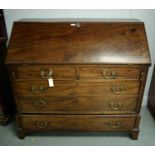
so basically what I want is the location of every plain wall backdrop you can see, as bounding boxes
[3,9,155,106]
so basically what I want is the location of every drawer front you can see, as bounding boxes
[19,115,135,131]
[79,65,140,80]
[10,65,140,80]
[10,65,76,80]
[14,80,140,97]
[17,96,138,114]
[14,80,76,97]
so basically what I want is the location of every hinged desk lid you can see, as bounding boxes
[6,19,151,65]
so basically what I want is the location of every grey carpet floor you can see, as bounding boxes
[0,106,155,146]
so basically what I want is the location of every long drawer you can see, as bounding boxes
[19,114,136,131]
[14,80,140,97]
[16,96,138,114]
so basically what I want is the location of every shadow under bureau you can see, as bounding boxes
[5,19,151,139]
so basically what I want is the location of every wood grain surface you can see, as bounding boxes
[6,21,151,64]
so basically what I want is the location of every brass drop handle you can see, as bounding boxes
[40,70,53,79]
[111,86,125,94]
[33,100,46,108]
[102,70,117,79]
[36,121,48,128]
[109,102,123,110]
[108,121,121,129]
[31,86,45,93]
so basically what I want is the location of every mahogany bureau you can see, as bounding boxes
[5,19,151,139]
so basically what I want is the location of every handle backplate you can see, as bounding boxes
[108,121,121,128]
[31,86,45,93]
[102,70,117,79]
[111,86,125,94]
[36,121,48,128]
[33,100,46,108]
[109,102,123,110]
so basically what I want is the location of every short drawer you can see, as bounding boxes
[19,114,136,131]
[17,96,138,114]
[10,65,76,80]
[79,65,140,80]
[14,80,140,97]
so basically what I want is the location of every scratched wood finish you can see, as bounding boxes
[19,114,135,131]
[6,20,150,64]
[16,95,138,114]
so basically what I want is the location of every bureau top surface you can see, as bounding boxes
[6,19,151,65]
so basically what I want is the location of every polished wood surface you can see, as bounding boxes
[79,65,140,79]
[6,19,150,139]
[9,65,141,80]
[17,95,138,114]
[6,20,151,64]
[9,65,76,80]
[19,114,136,131]
[14,80,140,97]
